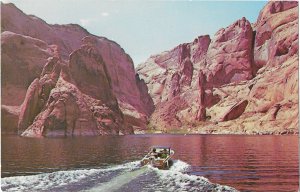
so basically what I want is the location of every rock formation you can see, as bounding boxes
[18,57,61,134]
[1,3,89,59]
[1,1,298,136]
[254,1,298,68]
[195,71,206,121]
[1,3,154,136]
[138,1,298,134]
[1,31,56,106]
[205,17,255,86]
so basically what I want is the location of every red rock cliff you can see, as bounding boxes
[1,3,154,136]
[137,1,298,134]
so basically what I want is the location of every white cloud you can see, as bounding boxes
[79,19,91,27]
[101,12,109,17]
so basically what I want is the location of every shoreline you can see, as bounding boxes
[2,130,298,137]
[135,129,299,136]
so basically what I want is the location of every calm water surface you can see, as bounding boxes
[2,134,299,191]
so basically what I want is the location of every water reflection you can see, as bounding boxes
[2,134,298,191]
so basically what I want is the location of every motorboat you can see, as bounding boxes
[141,146,174,169]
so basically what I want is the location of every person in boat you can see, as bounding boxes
[160,149,168,159]
[150,148,158,158]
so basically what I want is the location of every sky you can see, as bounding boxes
[2,0,267,66]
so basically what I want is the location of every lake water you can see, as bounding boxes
[1,134,299,192]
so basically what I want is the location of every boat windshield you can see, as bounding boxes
[151,146,171,155]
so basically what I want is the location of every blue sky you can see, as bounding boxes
[2,0,267,65]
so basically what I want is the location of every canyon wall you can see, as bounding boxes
[1,3,154,136]
[1,2,298,136]
[137,1,298,134]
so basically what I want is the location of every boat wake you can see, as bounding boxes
[1,160,238,192]
[150,160,237,192]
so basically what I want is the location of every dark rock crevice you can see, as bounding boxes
[251,30,259,76]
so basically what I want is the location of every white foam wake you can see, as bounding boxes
[1,160,238,192]
[1,161,140,192]
[1,169,97,192]
[151,160,238,192]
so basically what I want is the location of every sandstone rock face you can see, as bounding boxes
[1,3,89,59]
[138,17,257,131]
[69,44,115,106]
[220,100,248,122]
[149,96,188,131]
[22,43,131,137]
[138,1,298,134]
[254,1,298,68]
[79,36,154,130]
[1,3,153,136]
[136,75,155,116]
[22,78,126,137]
[2,2,298,135]
[206,54,298,134]
[18,57,61,133]
[1,31,56,106]
[205,17,255,86]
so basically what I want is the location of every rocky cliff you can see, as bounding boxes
[2,2,298,136]
[1,3,154,136]
[137,1,298,134]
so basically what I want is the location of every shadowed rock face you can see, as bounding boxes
[1,3,153,136]
[138,1,298,134]
[79,36,154,125]
[21,42,131,137]
[220,100,248,122]
[1,31,56,106]
[69,45,114,106]
[18,57,62,134]
[195,71,207,121]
